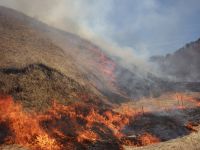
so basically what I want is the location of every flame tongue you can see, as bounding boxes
[0,96,60,150]
[137,133,160,146]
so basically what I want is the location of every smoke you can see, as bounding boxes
[0,0,152,73]
[1,0,200,65]
[0,0,112,43]
[3,0,198,93]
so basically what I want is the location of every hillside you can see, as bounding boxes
[0,6,175,109]
[0,6,108,110]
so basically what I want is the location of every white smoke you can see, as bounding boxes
[0,0,154,74]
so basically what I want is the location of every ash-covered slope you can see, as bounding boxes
[150,38,200,82]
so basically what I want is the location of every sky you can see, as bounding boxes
[1,0,200,57]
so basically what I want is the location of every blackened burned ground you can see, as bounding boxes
[122,107,200,144]
[0,64,99,111]
[125,113,189,141]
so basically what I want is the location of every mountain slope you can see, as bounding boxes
[29,15,173,100]
[0,6,105,110]
[0,6,184,110]
[0,6,158,106]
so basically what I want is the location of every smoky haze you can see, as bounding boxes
[0,0,154,74]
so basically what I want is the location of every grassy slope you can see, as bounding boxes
[0,6,104,110]
[0,6,83,82]
[0,64,97,111]
[0,6,130,105]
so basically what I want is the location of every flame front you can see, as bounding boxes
[0,96,131,149]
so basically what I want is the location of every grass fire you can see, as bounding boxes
[0,95,130,149]
[1,92,200,150]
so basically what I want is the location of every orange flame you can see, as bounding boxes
[138,133,160,146]
[0,96,133,149]
[0,96,60,150]
[4,93,199,149]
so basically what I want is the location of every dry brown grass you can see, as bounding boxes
[0,6,105,110]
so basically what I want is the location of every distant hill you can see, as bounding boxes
[150,38,200,82]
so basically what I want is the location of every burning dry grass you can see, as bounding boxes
[0,96,60,150]
[1,92,200,149]
[0,95,131,149]
[38,100,131,149]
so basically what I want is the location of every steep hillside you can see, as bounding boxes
[0,6,105,110]
[150,38,200,82]
[0,6,172,107]
[29,16,173,100]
